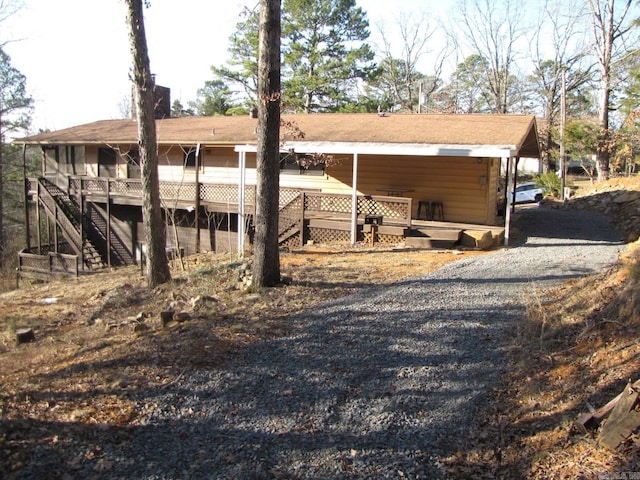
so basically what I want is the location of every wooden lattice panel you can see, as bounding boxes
[112,180,142,196]
[363,232,403,244]
[159,182,198,202]
[308,227,350,244]
[83,178,109,194]
[279,232,301,249]
[358,197,409,223]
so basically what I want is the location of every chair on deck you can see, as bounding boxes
[431,201,444,221]
[417,200,430,220]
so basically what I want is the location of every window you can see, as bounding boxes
[126,148,140,179]
[279,153,325,176]
[98,147,117,177]
[182,146,201,170]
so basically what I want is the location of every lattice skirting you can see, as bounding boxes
[280,231,301,249]
[363,232,404,244]
[308,227,351,244]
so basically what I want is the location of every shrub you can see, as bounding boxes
[534,172,562,198]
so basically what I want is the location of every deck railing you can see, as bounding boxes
[32,175,412,227]
[18,248,79,280]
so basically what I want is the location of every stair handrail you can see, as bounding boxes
[37,179,83,254]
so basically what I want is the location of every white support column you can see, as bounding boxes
[350,152,359,245]
[237,150,246,257]
[504,156,515,246]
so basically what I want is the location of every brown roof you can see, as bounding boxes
[15,113,540,157]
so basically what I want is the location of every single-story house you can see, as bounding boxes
[14,112,540,277]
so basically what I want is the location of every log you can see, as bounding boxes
[574,379,640,433]
[15,328,35,344]
[598,382,640,450]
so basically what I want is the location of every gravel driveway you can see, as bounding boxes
[22,207,624,479]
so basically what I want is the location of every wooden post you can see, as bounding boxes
[195,143,201,254]
[23,146,31,251]
[106,179,111,268]
[300,192,306,248]
[36,182,41,255]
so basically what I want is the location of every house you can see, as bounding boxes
[14,112,540,278]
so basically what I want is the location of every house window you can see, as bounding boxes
[182,147,201,170]
[126,148,140,179]
[280,153,325,176]
[98,147,118,177]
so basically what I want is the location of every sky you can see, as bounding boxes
[2,0,449,134]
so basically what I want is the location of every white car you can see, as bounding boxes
[512,182,544,204]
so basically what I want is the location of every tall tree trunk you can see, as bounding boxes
[253,0,281,289]
[588,0,634,181]
[0,117,4,269]
[125,0,170,288]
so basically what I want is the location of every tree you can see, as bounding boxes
[456,0,525,113]
[252,0,282,289]
[124,0,171,288]
[282,0,376,112]
[210,7,260,102]
[527,1,595,172]
[587,0,635,180]
[437,54,493,113]
[0,46,32,267]
[375,13,446,113]
[193,79,236,116]
[207,0,375,113]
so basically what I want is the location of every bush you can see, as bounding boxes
[534,172,562,198]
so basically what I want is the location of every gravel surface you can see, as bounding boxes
[19,207,624,479]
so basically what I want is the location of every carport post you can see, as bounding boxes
[350,152,359,245]
[504,155,516,246]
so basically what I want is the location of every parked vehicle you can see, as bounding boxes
[511,182,544,204]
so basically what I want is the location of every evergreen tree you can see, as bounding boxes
[207,0,376,112]
[0,46,33,268]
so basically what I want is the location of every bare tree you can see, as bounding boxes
[529,0,594,172]
[124,0,171,288]
[456,0,525,113]
[587,0,634,181]
[252,0,281,289]
[377,13,437,112]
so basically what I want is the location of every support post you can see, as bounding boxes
[350,152,359,245]
[237,150,246,256]
[504,156,516,246]
[195,143,201,253]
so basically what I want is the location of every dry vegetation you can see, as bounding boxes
[1,177,640,478]
[0,245,480,475]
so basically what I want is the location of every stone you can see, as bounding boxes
[160,310,174,327]
[461,230,494,250]
[173,312,190,323]
[15,328,35,344]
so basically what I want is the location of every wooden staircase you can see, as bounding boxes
[278,193,303,247]
[37,178,105,270]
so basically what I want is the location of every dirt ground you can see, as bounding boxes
[0,244,485,476]
[1,177,640,478]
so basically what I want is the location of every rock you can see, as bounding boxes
[461,230,493,250]
[133,323,149,333]
[15,328,35,344]
[190,295,218,309]
[160,310,174,327]
[613,191,640,204]
[173,312,190,323]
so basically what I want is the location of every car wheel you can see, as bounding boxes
[534,193,543,202]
